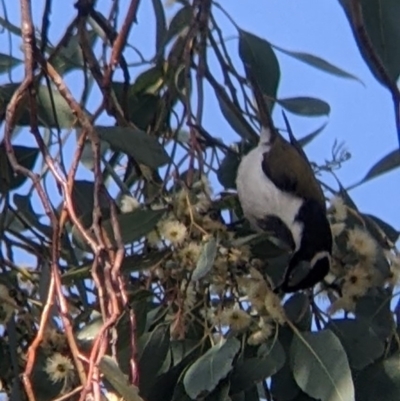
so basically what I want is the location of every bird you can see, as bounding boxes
[235,80,332,293]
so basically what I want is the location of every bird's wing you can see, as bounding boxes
[262,137,326,209]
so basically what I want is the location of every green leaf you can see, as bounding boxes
[290,329,355,401]
[35,85,76,128]
[338,0,400,83]
[0,84,76,128]
[284,293,312,331]
[238,29,280,99]
[363,214,399,244]
[361,213,396,249]
[104,209,165,245]
[151,0,167,54]
[326,319,384,370]
[77,133,110,171]
[217,152,241,189]
[230,339,285,394]
[278,97,330,116]
[96,126,170,169]
[356,149,400,187]
[12,194,52,238]
[0,53,21,73]
[165,5,192,45]
[355,288,394,342]
[273,45,362,83]
[76,313,103,345]
[131,93,161,129]
[170,339,200,367]
[71,180,97,219]
[131,66,164,95]
[62,250,170,283]
[215,89,257,142]
[271,360,301,401]
[121,249,171,273]
[183,337,240,399]
[0,144,39,192]
[191,237,218,281]
[138,324,170,397]
[298,122,328,147]
[355,353,400,401]
[51,30,97,74]
[0,16,23,36]
[99,356,143,401]
[337,181,358,211]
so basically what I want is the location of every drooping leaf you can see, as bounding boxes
[338,0,400,83]
[271,359,301,401]
[12,194,52,238]
[355,353,400,401]
[298,122,328,147]
[138,324,170,398]
[71,180,95,219]
[326,319,385,370]
[0,16,22,37]
[273,45,362,84]
[121,249,171,273]
[170,340,201,368]
[131,66,164,95]
[0,144,39,192]
[130,93,161,129]
[151,0,167,54]
[363,214,399,244]
[290,329,355,401]
[96,126,170,169]
[76,313,104,347]
[183,337,240,399]
[0,53,21,73]
[238,29,280,100]
[103,208,165,245]
[215,89,257,142]
[51,30,97,74]
[337,181,358,211]
[355,288,394,342]
[99,356,143,401]
[164,5,192,46]
[0,84,76,128]
[217,151,241,189]
[61,250,171,283]
[284,293,312,331]
[361,213,396,249]
[165,36,186,94]
[230,339,285,394]
[77,132,110,171]
[191,237,218,281]
[36,84,76,127]
[356,149,400,187]
[278,97,330,116]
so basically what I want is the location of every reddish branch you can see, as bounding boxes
[4,1,87,399]
[103,0,141,88]
[4,1,143,399]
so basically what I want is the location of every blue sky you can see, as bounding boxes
[2,0,399,233]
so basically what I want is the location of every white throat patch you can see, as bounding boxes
[236,140,304,251]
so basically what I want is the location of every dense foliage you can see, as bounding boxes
[1,1,400,401]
